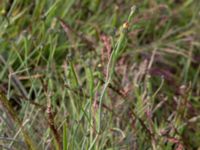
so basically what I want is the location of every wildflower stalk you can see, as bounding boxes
[98,5,136,133]
[89,6,135,150]
[89,6,135,144]
[89,6,136,150]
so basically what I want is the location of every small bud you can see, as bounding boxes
[114,5,119,11]
[1,9,6,15]
[123,22,129,29]
[98,63,102,68]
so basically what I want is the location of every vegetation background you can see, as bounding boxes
[0,0,200,149]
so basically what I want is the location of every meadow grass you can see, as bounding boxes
[0,0,200,150]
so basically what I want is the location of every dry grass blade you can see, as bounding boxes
[58,17,96,50]
[0,90,37,150]
[58,17,76,47]
[0,55,28,99]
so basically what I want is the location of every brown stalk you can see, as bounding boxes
[46,92,62,150]
[130,109,157,148]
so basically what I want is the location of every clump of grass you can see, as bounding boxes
[0,0,200,150]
